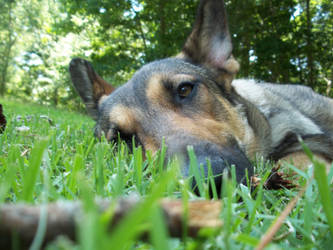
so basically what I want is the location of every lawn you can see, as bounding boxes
[0,98,332,249]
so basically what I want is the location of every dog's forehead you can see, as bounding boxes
[101,58,213,109]
[134,58,210,78]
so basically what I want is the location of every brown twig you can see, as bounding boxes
[0,199,222,249]
[256,182,308,250]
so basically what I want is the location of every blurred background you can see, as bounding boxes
[0,0,332,111]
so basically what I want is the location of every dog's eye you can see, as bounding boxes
[177,82,194,99]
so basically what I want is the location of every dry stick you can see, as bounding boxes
[0,199,222,249]
[256,183,308,250]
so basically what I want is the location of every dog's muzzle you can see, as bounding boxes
[166,136,253,195]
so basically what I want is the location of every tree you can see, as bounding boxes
[57,0,197,85]
[0,0,17,96]
[0,0,332,105]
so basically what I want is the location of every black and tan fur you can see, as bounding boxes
[69,0,333,189]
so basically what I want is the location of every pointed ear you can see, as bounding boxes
[69,58,115,120]
[180,0,239,79]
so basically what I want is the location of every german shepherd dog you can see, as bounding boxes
[69,0,333,190]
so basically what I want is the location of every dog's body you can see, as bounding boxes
[232,79,333,164]
[69,0,333,189]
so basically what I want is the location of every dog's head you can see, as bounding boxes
[69,0,259,189]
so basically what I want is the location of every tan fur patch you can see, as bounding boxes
[175,52,186,59]
[215,73,235,92]
[145,74,169,108]
[165,110,243,147]
[223,56,240,74]
[140,134,159,153]
[205,95,259,158]
[109,105,138,134]
[109,105,159,155]
[98,95,108,106]
[237,117,259,159]
[171,74,197,83]
[279,152,332,172]
[215,96,244,138]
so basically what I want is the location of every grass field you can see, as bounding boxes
[0,98,332,249]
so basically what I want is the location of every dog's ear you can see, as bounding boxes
[180,0,239,87]
[69,58,115,120]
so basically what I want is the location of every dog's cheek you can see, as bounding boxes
[139,133,160,154]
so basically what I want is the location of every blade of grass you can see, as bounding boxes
[207,159,218,200]
[221,170,234,248]
[84,137,95,157]
[21,138,49,202]
[150,206,170,250]
[301,140,333,238]
[30,193,48,250]
[256,181,308,250]
[68,153,84,194]
[303,179,314,244]
[0,144,20,203]
[0,160,17,203]
[133,139,143,193]
[236,234,259,247]
[158,139,167,174]
[187,146,205,197]
[77,175,101,250]
[95,143,105,196]
[106,166,177,248]
[313,159,333,238]
[245,170,271,233]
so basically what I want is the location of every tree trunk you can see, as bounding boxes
[0,39,16,96]
[0,1,16,96]
[158,0,167,58]
[53,87,59,106]
[242,36,250,77]
[306,0,314,87]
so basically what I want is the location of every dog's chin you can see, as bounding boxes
[180,141,253,196]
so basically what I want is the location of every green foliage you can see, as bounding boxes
[0,0,20,96]
[302,142,333,238]
[0,0,331,105]
[228,0,333,92]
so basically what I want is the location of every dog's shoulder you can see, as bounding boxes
[232,79,333,121]
[232,79,333,150]
[232,78,318,106]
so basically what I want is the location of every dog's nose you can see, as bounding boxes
[182,141,253,196]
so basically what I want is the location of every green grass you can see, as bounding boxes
[0,98,333,249]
